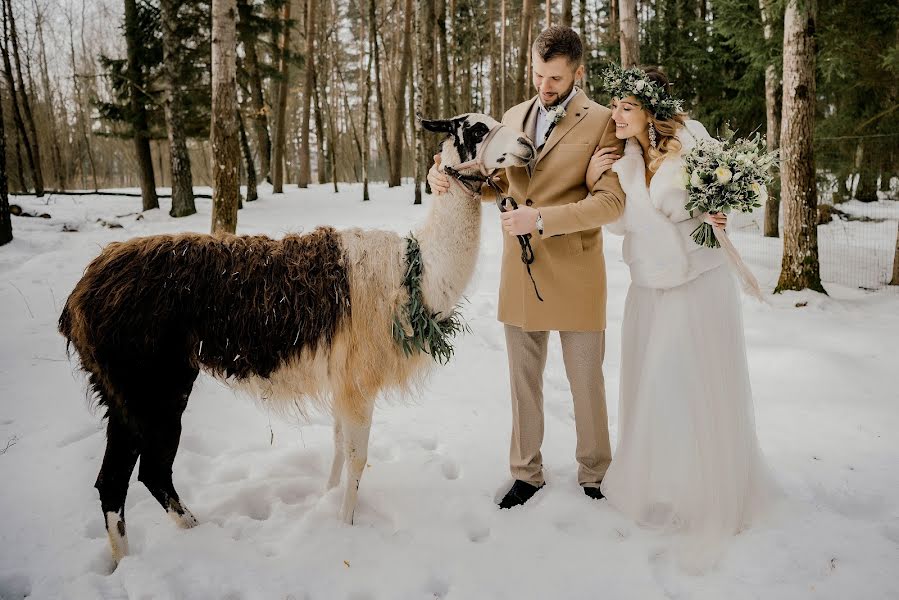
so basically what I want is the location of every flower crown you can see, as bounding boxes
[600,64,684,121]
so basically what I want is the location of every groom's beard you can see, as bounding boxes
[542,81,576,107]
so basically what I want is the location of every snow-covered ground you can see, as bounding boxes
[1,184,897,599]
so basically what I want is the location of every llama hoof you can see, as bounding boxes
[168,506,199,529]
[105,511,129,563]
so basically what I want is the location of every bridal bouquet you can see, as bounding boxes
[680,131,778,248]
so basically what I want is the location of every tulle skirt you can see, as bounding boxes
[601,265,779,571]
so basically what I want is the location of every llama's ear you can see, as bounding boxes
[420,117,455,134]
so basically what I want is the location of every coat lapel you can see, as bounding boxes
[535,89,590,165]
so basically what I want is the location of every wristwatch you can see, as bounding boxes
[535,211,544,235]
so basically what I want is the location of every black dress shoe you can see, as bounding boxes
[498,480,544,509]
[583,485,604,500]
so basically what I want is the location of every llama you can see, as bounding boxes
[58,113,536,563]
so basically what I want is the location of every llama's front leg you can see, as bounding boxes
[326,419,344,490]
[339,412,373,525]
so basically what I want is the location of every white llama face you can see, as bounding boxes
[421,114,535,173]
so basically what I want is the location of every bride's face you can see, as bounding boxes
[611,96,650,140]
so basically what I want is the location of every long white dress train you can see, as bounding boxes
[600,121,779,570]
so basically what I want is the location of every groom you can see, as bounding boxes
[428,26,624,507]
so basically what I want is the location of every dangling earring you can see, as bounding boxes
[648,122,658,149]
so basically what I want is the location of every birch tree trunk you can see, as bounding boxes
[211,0,240,234]
[775,0,824,293]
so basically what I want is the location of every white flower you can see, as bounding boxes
[690,170,704,188]
[751,182,768,202]
[715,166,733,184]
[677,167,690,189]
[635,80,646,92]
[551,107,567,125]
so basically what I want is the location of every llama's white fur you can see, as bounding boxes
[230,114,535,525]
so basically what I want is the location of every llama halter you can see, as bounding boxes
[442,122,544,302]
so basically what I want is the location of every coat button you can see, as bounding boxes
[525,199,533,206]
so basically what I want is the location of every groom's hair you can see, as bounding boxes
[533,26,583,66]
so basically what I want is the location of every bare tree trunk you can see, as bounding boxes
[436,0,452,115]
[388,0,413,187]
[562,0,573,27]
[123,0,159,210]
[4,0,43,197]
[298,0,316,188]
[211,0,240,233]
[854,141,879,202]
[360,5,373,202]
[417,0,436,193]
[312,66,327,184]
[776,0,824,294]
[67,11,97,190]
[890,221,899,285]
[619,0,639,67]
[500,0,506,110]
[545,0,551,26]
[413,0,425,204]
[272,1,292,193]
[488,0,500,117]
[515,0,534,103]
[238,108,258,201]
[760,0,780,237]
[34,1,65,190]
[369,0,392,180]
[12,127,26,192]
[237,0,272,183]
[160,0,196,217]
[2,9,36,194]
[579,0,587,63]
[0,91,11,245]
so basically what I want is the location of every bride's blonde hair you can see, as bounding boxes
[642,68,688,172]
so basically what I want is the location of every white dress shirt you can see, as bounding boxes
[534,86,579,147]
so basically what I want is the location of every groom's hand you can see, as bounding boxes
[501,204,540,236]
[427,154,450,195]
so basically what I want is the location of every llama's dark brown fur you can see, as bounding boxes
[58,226,351,557]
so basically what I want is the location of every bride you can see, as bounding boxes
[588,65,779,570]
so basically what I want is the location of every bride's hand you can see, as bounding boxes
[586,146,620,189]
[702,211,728,229]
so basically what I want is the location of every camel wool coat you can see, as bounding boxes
[483,89,625,331]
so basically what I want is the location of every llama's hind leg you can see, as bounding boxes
[338,404,374,525]
[137,389,198,529]
[95,414,140,563]
[326,419,344,490]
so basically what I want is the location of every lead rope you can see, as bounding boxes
[486,177,543,302]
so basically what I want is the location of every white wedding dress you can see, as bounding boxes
[600,121,779,570]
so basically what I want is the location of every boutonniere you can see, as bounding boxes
[548,106,567,125]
